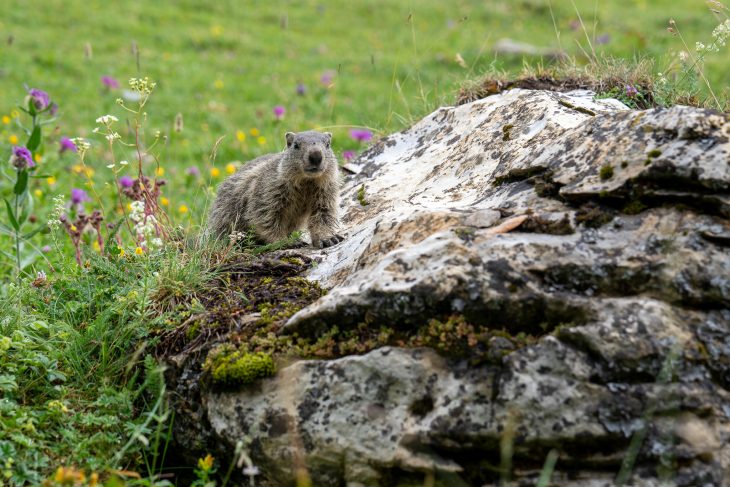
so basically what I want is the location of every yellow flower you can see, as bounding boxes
[46,176,57,185]
[211,25,223,37]
[1,116,9,124]
[156,167,165,176]
[236,130,246,142]
[225,163,236,174]
[257,136,266,145]
[72,164,84,174]
[70,225,77,232]
[135,247,144,255]
[198,454,214,472]
[161,196,169,206]
[84,167,95,177]
[119,248,125,257]
[33,189,42,198]
[250,128,260,137]
[178,204,189,214]
[211,167,221,177]
[214,79,224,90]
[89,472,99,487]
[93,241,101,252]
[34,153,42,163]
[10,110,19,118]
[127,203,132,211]
[8,135,18,145]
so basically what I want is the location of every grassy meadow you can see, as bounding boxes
[0,0,728,484]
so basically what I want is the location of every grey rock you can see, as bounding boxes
[167,89,730,486]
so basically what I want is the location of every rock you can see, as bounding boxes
[166,89,730,486]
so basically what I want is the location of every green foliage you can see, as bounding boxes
[599,164,614,180]
[204,346,275,386]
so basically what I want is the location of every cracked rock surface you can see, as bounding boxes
[167,89,730,486]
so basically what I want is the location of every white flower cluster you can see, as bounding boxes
[129,77,157,95]
[129,200,163,250]
[71,137,91,158]
[47,195,66,230]
[95,114,119,125]
[229,231,246,243]
[696,19,730,53]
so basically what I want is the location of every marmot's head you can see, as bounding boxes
[284,131,336,179]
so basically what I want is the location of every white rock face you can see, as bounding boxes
[168,89,730,486]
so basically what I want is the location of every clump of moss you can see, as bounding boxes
[204,346,275,386]
[620,161,628,168]
[502,124,514,141]
[647,149,662,158]
[357,184,369,206]
[599,164,614,180]
[622,200,647,215]
[575,203,614,228]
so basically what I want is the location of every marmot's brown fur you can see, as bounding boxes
[208,130,343,247]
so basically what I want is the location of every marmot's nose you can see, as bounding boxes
[308,151,323,166]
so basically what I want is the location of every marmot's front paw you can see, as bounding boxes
[318,234,344,248]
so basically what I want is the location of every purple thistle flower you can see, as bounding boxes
[186,166,201,177]
[625,85,639,98]
[10,146,34,169]
[59,137,77,153]
[71,188,91,206]
[119,176,134,188]
[320,70,335,87]
[273,105,286,120]
[27,88,50,111]
[296,83,306,96]
[101,76,120,89]
[343,150,355,161]
[349,129,373,143]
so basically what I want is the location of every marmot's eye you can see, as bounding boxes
[294,143,300,150]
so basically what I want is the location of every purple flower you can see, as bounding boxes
[296,83,306,96]
[349,129,372,143]
[71,188,91,206]
[273,105,286,120]
[27,88,50,111]
[119,176,134,188]
[625,85,639,98]
[10,146,34,170]
[60,137,77,153]
[320,70,335,87]
[186,166,200,177]
[49,103,59,116]
[343,150,355,161]
[101,76,120,89]
[41,245,52,253]
[596,34,611,45]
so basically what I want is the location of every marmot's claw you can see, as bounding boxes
[290,239,308,248]
[319,234,344,248]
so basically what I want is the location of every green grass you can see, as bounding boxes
[0,0,729,484]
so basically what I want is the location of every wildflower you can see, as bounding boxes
[135,246,144,255]
[596,34,611,45]
[9,146,34,170]
[187,166,201,177]
[211,25,223,36]
[34,153,42,163]
[320,70,335,87]
[273,105,286,120]
[214,79,224,90]
[257,136,266,145]
[105,132,121,142]
[59,137,77,153]
[250,128,260,137]
[42,245,51,253]
[178,204,189,214]
[71,188,91,207]
[343,150,355,161]
[236,130,246,142]
[226,163,236,174]
[96,114,119,125]
[210,167,221,177]
[70,137,91,157]
[101,75,120,89]
[156,167,165,176]
[1,115,9,124]
[34,189,42,197]
[120,160,129,165]
[625,85,639,98]
[349,129,373,143]
[129,77,156,95]
[47,176,57,185]
[47,400,69,413]
[198,454,214,472]
[8,134,18,144]
[27,88,50,111]
[119,248,125,257]
[161,196,169,206]
[296,82,306,95]
[119,176,134,188]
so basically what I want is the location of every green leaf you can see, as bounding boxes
[18,192,33,226]
[27,125,41,152]
[22,224,48,240]
[4,199,19,231]
[14,170,28,195]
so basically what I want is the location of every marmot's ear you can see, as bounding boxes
[323,132,332,143]
[285,132,295,147]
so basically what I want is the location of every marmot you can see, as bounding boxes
[208,130,343,248]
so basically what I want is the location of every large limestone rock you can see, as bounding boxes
[167,89,730,486]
